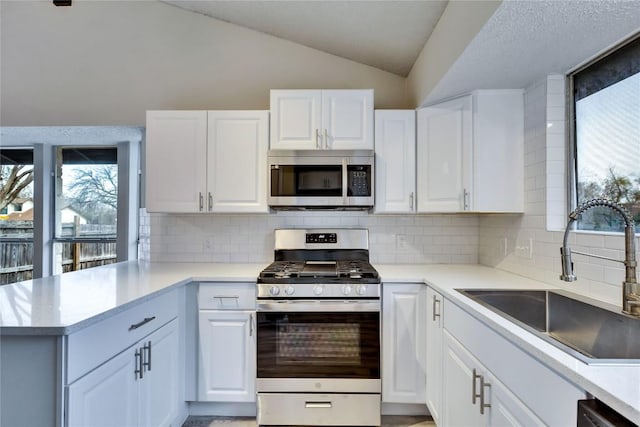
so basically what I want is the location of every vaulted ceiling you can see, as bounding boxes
[160,0,448,77]
[161,0,640,105]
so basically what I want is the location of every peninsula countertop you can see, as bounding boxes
[0,261,638,422]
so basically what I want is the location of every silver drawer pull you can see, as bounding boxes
[213,295,240,299]
[129,316,156,331]
[305,401,332,409]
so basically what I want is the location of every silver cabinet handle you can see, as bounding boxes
[463,188,470,211]
[142,341,152,372]
[208,192,213,212]
[432,295,441,321]
[129,316,156,331]
[199,192,204,212]
[409,192,414,210]
[305,401,332,409]
[324,129,329,149]
[472,368,481,405]
[480,376,491,415]
[316,128,321,149]
[213,295,239,299]
[249,313,254,336]
[135,348,143,380]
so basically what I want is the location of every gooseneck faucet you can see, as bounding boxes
[560,198,639,316]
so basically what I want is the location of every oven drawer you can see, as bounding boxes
[257,392,381,426]
[198,282,255,310]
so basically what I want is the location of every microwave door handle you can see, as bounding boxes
[342,158,348,203]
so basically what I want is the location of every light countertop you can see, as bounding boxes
[0,261,638,422]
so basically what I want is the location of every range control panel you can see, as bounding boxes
[306,233,337,244]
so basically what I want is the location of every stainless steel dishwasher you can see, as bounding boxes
[577,399,637,427]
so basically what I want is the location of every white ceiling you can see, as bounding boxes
[160,0,448,77]
[426,0,640,104]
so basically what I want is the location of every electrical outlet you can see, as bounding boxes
[515,238,533,259]
[396,234,407,250]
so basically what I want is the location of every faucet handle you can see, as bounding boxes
[560,246,577,282]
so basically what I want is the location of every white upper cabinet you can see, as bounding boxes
[417,90,524,213]
[207,111,269,213]
[270,89,374,150]
[146,110,269,213]
[146,110,208,213]
[374,110,416,213]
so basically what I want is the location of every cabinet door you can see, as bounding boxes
[416,96,472,212]
[270,90,322,150]
[374,110,416,213]
[139,319,180,427]
[382,284,426,403]
[145,111,207,212]
[442,330,486,427]
[198,310,256,402]
[425,287,443,424]
[486,370,545,427]
[472,90,524,212]
[207,111,269,212]
[66,346,139,427]
[322,90,374,150]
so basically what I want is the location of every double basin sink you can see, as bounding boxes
[457,289,640,364]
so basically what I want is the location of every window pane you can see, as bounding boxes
[54,147,117,274]
[1,149,34,284]
[573,38,640,232]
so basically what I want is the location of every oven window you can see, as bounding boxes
[271,165,342,197]
[257,312,380,379]
[277,322,360,365]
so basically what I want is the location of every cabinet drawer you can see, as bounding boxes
[66,289,179,384]
[444,299,585,426]
[198,282,255,310]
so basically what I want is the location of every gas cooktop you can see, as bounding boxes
[258,260,380,284]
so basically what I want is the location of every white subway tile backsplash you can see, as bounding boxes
[479,75,630,308]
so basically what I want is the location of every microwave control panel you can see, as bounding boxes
[348,165,371,197]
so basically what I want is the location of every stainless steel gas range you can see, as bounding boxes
[256,228,381,426]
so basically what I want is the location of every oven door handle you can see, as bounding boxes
[256,300,380,312]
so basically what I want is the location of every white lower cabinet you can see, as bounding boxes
[442,329,543,426]
[67,318,180,427]
[425,287,443,424]
[198,283,256,402]
[382,283,426,404]
[439,297,586,426]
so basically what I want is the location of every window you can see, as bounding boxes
[0,126,142,285]
[0,149,35,285]
[570,34,640,232]
[53,147,118,275]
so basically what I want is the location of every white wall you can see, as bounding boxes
[478,76,640,307]
[139,210,479,266]
[0,1,408,126]
[406,0,500,108]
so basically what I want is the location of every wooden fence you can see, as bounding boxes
[1,221,117,285]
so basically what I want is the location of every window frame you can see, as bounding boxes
[1,127,142,280]
[567,32,640,231]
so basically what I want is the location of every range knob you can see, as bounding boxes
[341,285,353,296]
[284,285,295,296]
[313,285,325,296]
[269,286,281,297]
[356,284,368,296]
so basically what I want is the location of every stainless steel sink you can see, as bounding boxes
[457,289,640,364]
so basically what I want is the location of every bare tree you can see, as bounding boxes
[66,166,117,222]
[0,165,34,212]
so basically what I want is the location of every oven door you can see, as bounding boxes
[256,300,380,393]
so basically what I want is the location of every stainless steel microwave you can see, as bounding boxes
[268,150,374,209]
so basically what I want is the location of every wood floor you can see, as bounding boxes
[182,415,435,427]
